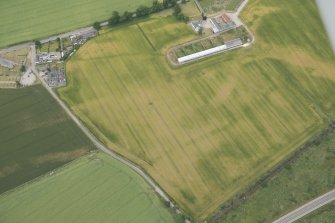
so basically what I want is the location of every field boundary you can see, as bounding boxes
[0,151,176,223]
[208,124,335,223]
[0,152,96,199]
[136,24,157,51]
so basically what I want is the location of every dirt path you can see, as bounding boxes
[20,67,36,86]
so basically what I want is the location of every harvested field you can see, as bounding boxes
[0,85,93,194]
[0,152,174,223]
[59,0,335,220]
[0,0,152,48]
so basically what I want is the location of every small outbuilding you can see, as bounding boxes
[209,13,236,33]
[191,21,202,33]
[0,58,16,69]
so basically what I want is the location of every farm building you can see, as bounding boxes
[191,20,202,33]
[177,38,243,63]
[210,13,236,33]
[36,52,61,64]
[0,58,16,69]
[225,38,243,48]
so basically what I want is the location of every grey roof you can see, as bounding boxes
[191,21,202,27]
[225,38,243,48]
[0,58,16,69]
[210,18,236,32]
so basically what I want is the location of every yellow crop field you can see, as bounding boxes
[58,0,335,220]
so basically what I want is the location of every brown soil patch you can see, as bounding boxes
[32,149,88,165]
[0,163,20,178]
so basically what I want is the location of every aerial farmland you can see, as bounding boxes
[1,0,335,222]
[58,0,335,220]
[0,152,174,223]
[0,85,93,194]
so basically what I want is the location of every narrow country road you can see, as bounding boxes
[30,46,172,206]
[273,188,335,223]
[0,43,32,55]
[0,27,93,54]
[0,21,107,53]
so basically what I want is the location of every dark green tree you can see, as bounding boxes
[56,37,61,51]
[152,0,164,12]
[109,11,120,25]
[121,11,133,22]
[173,4,181,16]
[136,5,151,17]
[20,65,26,72]
[93,22,101,31]
[34,40,42,50]
[162,0,169,8]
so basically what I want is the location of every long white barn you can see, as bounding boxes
[177,39,243,63]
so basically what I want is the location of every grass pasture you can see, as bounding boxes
[199,0,244,13]
[0,152,174,223]
[58,0,335,220]
[0,0,152,48]
[220,130,335,223]
[0,85,93,194]
[181,1,201,18]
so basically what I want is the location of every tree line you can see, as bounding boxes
[93,0,189,30]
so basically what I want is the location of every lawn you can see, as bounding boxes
[220,130,335,223]
[0,85,94,194]
[0,0,152,48]
[0,152,174,223]
[58,0,335,220]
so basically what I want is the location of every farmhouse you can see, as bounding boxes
[210,13,236,33]
[0,58,16,69]
[36,52,61,64]
[191,20,202,33]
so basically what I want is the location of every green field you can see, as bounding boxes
[0,0,152,48]
[58,0,335,220]
[297,201,335,223]
[0,152,174,223]
[199,0,243,13]
[0,85,93,194]
[219,129,335,222]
